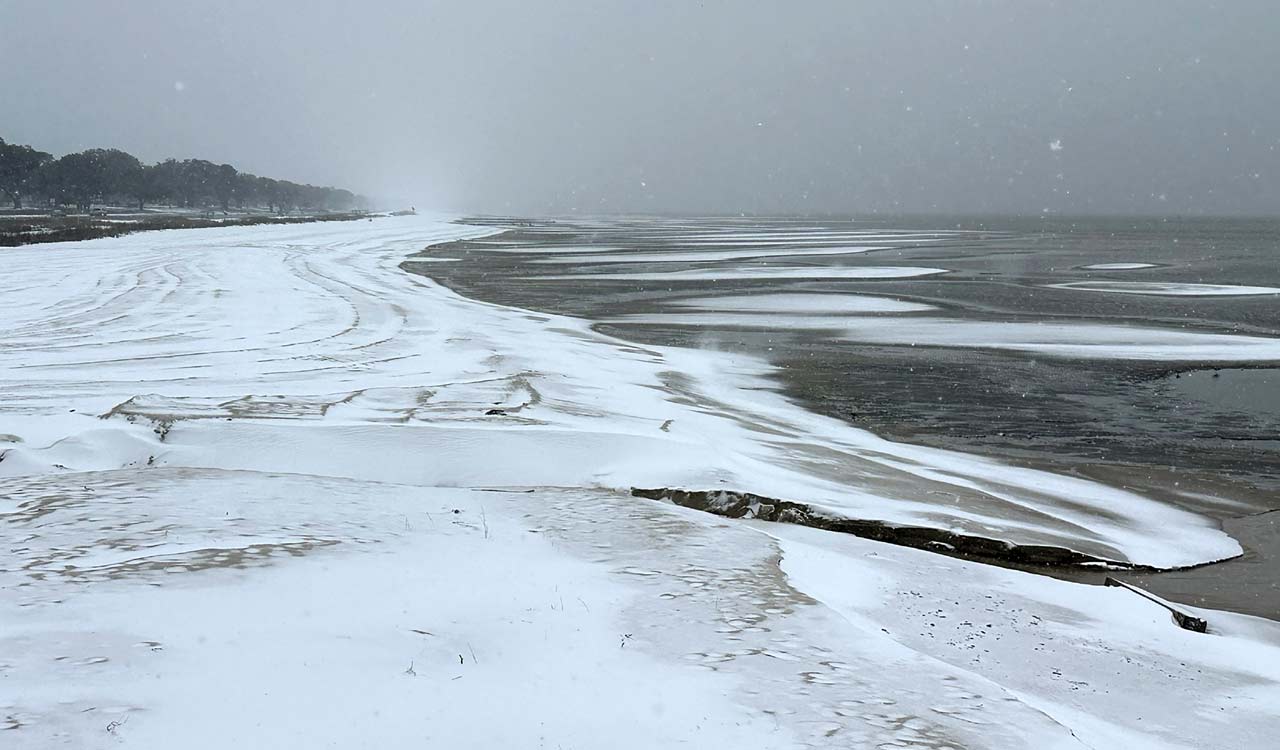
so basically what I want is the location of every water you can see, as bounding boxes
[1165,367,1280,420]
[405,215,1280,618]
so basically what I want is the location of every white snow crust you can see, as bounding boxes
[615,313,1280,361]
[1051,280,1280,296]
[531,246,888,264]
[669,293,935,314]
[1079,262,1159,270]
[537,265,950,281]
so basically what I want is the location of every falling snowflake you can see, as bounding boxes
[1049,139,1063,152]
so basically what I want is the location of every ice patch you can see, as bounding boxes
[538,266,950,281]
[614,313,1280,361]
[462,244,630,254]
[1079,262,1159,270]
[1050,281,1280,296]
[669,293,934,314]
[531,245,888,264]
[673,232,956,245]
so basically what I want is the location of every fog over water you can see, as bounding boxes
[2,1,1276,215]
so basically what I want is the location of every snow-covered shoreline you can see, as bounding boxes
[2,215,1277,748]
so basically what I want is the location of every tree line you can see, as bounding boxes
[0,136,370,214]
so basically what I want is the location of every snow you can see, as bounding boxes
[2,215,1277,747]
[616,313,1280,361]
[667,231,960,244]
[530,245,889,264]
[1080,262,1159,270]
[669,293,935,314]
[537,265,951,281]
[458,243,631,253]
[1051,281,1280,296]
[2,471,783,749]
[768,522,1280,750]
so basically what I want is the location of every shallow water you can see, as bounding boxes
[1164,367,1280,420]
[406,215,1280,618]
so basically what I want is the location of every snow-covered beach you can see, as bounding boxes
[3,215,1279,748]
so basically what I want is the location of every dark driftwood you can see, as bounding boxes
[1105,577,1208,633]
[632,486,1125,568]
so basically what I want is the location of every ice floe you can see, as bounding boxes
[1079,262,1159,270]
[668,293,935,314]
[1051,281,1280,296]
[616,313,1280,361]
[538,265,950,281]
[531,245,888,264]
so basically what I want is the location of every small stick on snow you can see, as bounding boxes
[1104,577,1208,633]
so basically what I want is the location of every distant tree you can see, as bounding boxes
[3,134,373,215]
[179,159,221,208]
[38,152,98,210]
[97,149,144,206]
[37,149,143,211]
[325,188,356,211]
[0,138,53,208]
[298,184,326,212]
[135,164,171,209]
[234,172,262,209]
[255,176,282,213]
[210,163,238,211]
[149,159,187,206]
[276,181,302,214]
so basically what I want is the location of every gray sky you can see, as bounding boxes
[2,1,1276,215]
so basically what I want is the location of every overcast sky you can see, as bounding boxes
[2,1,1276,215]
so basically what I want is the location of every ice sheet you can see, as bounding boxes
[668,293,935,314]
[537,265,950,281]
[615,312,1280,361]
[531,245,888,264]
[1051,281,1280,296]
[1079,262,1159,270]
